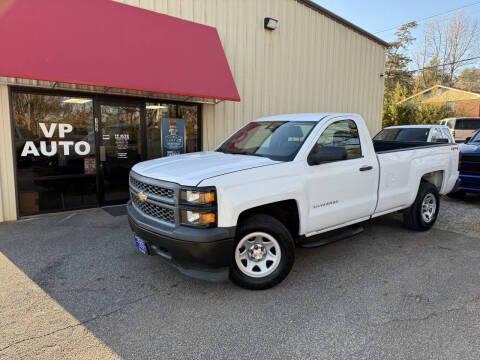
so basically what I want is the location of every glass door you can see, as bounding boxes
[96,102,143,204]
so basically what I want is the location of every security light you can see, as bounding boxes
[264,17,278,30]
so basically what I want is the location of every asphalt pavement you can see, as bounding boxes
[1,195,480,359]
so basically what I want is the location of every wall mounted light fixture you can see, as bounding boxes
[264,17,279,30]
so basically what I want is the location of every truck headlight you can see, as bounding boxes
[180,189,216,205]
[179,187,217,227]
[180,210,216,226]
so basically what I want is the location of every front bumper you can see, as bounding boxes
[127,201,236,281]
[459,174,480,193]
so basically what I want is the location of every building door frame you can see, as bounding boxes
[93,96,146,206]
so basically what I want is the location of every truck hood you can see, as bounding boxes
[131,151,281,186]
[460,143,480,155]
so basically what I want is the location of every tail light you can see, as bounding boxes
[458,152,462,171]
[452,130,456,139]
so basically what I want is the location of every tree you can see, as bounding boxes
[383,83,452,127]
[456,67,480,92]
[416,12,479,88]
[384,22,418,97]
[383,82,414,127]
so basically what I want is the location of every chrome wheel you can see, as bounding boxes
[235,232,281,278]
[421,193,437,223]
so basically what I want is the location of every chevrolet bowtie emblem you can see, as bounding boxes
[137,192,148,201]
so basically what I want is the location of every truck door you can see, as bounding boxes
[304,118,378,234]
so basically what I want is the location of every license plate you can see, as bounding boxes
[135,236,148,255]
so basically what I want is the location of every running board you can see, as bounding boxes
[298,225,364,248]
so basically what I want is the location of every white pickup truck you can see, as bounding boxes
[127,113,460,289]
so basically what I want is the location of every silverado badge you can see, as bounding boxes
[137,192,148,201]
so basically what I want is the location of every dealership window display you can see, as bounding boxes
[11,91,202,217]
[12,92,97,215]
[146,103,199,159]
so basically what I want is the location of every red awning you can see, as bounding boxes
[0,0,240,102]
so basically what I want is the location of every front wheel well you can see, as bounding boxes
[237,200,300,239]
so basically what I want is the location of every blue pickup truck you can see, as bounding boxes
[456,129,480,195]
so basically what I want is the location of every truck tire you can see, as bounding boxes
[230,214,295,290]
[403,181,440,231]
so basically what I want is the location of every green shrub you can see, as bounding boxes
[383,83,453,128]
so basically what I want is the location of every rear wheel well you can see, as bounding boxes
[237,200,300,239]
[421,170,444,191]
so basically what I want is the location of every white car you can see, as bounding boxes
[128,113,460,289]
[374,125,455,143]
[439,117,480,142]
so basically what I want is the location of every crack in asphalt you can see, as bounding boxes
[372,294,480,327]
[0,292,155,353]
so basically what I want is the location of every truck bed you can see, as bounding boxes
[373,140,448,153]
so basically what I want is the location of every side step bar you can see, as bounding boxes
[298,225,364,248]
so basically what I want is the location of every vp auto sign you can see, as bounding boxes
[21,123,90,157]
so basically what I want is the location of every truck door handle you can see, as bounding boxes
[359,166,373,172]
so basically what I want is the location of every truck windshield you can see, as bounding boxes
[374,128,429,142]
[216,121,316,161]
[470,131,480,143]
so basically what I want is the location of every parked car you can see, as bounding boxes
[439,117,480,142]
[127,113,460,290]
[450,129,480,196]
[374,125,454,144]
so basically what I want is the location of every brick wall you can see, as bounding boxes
[455,99,480,117]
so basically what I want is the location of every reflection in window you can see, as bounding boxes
[100,105,142,202]
[316,120,362,159]
[146,103,199,159]
[12,92,96,215]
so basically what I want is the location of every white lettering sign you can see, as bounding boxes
[59,123,73,138]
[21,142,40,157]
[39,123,56,138]
[21,123,91,157]
[75,141,90,156]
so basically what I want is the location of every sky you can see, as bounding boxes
[312,0,480,70]
[314,0,480,42]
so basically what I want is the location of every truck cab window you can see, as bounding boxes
[315,120,362,159]
[430,128,444,142]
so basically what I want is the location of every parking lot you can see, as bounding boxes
[1,195,480,359]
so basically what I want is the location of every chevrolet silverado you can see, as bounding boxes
[128,113,459,289]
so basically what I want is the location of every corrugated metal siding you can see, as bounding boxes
[0,85,16,221]
[116,0,386,148]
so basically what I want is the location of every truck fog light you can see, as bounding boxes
[181,210,216,226]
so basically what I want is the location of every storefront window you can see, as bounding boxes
[12,92,96,215]
[146,103,199,159]
[11,92,201,216]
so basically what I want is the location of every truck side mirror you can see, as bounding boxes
[308,146,347,166]
[435,138,449,143]
[465,137,471,143]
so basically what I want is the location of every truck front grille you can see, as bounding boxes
[129,172,177,225]
[131,191,175,224]
[130,176,174,199]
[461,154,480,175]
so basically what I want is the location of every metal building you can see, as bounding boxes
[0,0,387,222]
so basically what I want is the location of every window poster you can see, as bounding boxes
[84,157,96,174]
[161,118,185,157]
